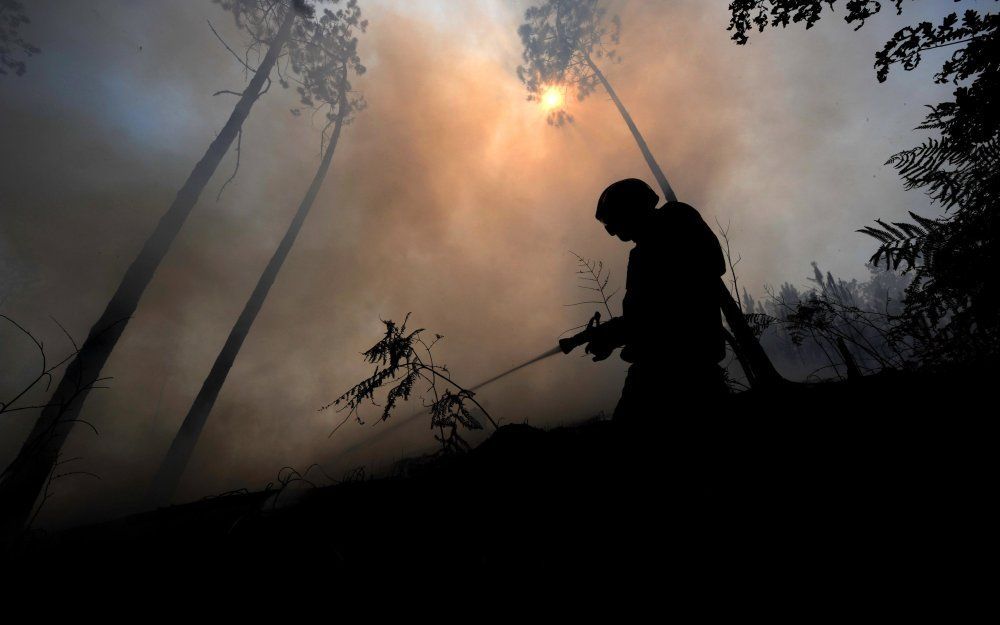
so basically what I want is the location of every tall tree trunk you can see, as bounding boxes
[585,54,783,387]
[147,102,347,507]
[0,7,298,538]
[585,55,677,203]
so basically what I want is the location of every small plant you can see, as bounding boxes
[323,314,497,454]
[560,251,619,343]
[566,251,618,318]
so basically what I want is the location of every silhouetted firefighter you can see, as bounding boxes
[582,179,727,426]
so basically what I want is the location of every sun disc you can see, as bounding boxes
[541,86,564,111]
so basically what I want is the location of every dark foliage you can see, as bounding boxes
[744,313,776,339]
[727,0,915,44]
[0,0,39,76]
[729,0,1000,365]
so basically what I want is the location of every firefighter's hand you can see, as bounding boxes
[585,335,616,362]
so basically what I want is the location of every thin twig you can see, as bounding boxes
[207,19,256,74]
[216,127,242,201]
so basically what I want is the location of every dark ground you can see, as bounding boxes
[5,366,992,593]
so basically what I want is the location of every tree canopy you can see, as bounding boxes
[516,0,621,125]
[214,0,367,128]
[285,0,367,143]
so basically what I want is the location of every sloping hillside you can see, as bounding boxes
[11,367,989,584]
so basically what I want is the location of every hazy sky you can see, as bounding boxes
[0,0,965,526]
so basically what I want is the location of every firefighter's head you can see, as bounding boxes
[595,178,659,242]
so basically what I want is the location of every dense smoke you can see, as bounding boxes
[0,0,947,526]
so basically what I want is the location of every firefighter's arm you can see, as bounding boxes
[585,316,629,361]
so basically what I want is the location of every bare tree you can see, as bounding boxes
[516,0,782,387]
[0,0,314,538]
[148,2,367,506]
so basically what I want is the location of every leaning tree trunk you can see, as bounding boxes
[585,55,677,204]
[0,7,298,539]
[147,101,347,507]
[585,54,783,387]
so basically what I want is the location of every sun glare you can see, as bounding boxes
[540,85,565,111]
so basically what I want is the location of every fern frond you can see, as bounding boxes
[744,312,777,338]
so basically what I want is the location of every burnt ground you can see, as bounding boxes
[6,366,991,593]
